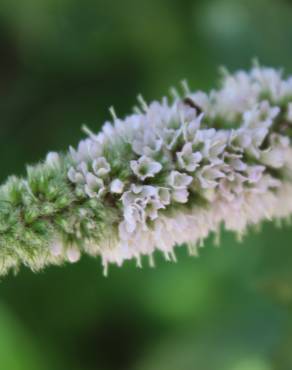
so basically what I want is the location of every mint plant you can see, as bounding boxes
[0,65,292,277]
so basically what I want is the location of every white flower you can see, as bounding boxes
[251,67,285,101]
[130,156,162,180]
[123,204,143,233]
[245,165,265,184]
[168,171,192,189]
[157,187,171,205]
[68,167,83,184]
[172,188,190,203]
[230,129,252,151]
[69,139,102,163]
[121,185,151,233]
[243,101,279,130]
[197,165,225,189]
[67,162,88,184]
[196,130,227,164]
[110,179,124,194]
[260,133,289,169]
[144,197,165,220]
[218,173,246,202]
[121,185,166,233]
[92,157,111,177]
[253,174,281,193]
[224,153,247,172]
[124,185,160,208]
[177,99,200,122]
[260,148,286,169]
[67,247,81,263]
[245,127,269,159]
[84,173,105,198]
[158,128,181,150]
[50,240,63,257]
[168,171,193,203]
[182,113,203,142]
[46,152,60,167]
[211,70,260,120]
[132,135,163,156]
[177,143,202,172]
[187,92,210,118]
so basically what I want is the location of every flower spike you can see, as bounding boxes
[0,64,292,277]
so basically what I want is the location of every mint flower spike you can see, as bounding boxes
[1,65,292,278]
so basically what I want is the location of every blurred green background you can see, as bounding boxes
[0,0,292,369]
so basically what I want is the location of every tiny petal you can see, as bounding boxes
[177,143,202,172]
[46,152,60,167]
[92,157,111,177]
[169,171,193,189]
[158,187,171,205]
[67,247,81,263]
[50,241,63,257]
[85,173,105,198]
[130,156,162,180]
[172,189,189,203]
[110,179,124,194]
[246,165,265,183]
[261,148,285,169]
[68,167,85,184]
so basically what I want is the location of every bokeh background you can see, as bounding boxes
[0,0,292,369]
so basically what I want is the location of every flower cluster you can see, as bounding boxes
[65,66,292,273]
[0,64,292,277]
